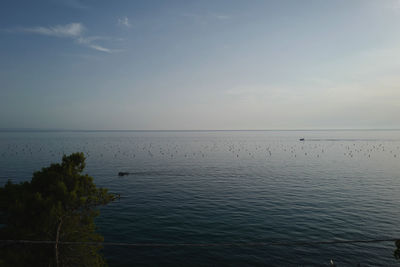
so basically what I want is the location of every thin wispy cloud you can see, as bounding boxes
[12,23,119,53]
[22,23,85,38]
[118,16,131,28]
[87,44,112,53]
[76,37,116,53]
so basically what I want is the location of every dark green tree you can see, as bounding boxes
[395,240,400,260]
[0,153,116,266]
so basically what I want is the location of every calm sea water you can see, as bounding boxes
[1,130,400,266]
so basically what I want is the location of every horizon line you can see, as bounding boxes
[1,128,400,133]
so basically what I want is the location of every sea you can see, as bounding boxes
[0,130,399,266]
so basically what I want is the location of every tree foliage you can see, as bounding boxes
[0,153,115,266]
[395,240,400,260]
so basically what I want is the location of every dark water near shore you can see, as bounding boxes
[1,130,400,266]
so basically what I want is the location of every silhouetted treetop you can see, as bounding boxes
[0,152,115,267]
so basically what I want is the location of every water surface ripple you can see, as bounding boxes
[0,130,399,266]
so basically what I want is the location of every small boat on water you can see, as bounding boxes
[299,138,305,141]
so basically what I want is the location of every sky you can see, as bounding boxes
[1,0,400,130]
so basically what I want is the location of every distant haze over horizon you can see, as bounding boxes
[1,0,400,130]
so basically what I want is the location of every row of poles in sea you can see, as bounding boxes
[1,139,399,161]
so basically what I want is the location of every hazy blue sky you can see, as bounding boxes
[1,0,400,130]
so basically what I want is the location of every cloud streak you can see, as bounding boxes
[22,23,85,38]
[75,36,119,53]
[15,23,118,53]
